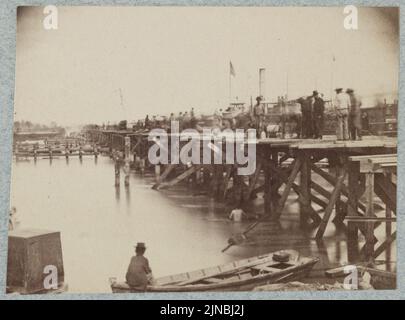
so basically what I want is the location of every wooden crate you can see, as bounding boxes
[7,229,65,294]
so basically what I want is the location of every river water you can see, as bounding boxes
[10,156,395,293]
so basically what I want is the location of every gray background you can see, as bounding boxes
[0,0,403,300]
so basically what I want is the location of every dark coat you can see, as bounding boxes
[126,255,152,289]
[313,97,325,116]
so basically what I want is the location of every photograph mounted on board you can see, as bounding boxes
[7,6,398,294]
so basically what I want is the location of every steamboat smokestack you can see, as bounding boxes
[259,68,266,99]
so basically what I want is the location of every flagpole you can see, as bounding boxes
[330,54,335,100]
[229,70,231,106]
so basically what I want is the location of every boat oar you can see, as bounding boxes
[221,221,260,252]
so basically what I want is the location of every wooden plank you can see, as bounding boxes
[152,164,176,189]
[349,154,397,161]
[374,174,396,213]
[266,160,320,224]
[264,160,273,216]
[373,231,396,260]
[294,143,342,149]
[363,172,375,260]
[311,194,328,209]
[158,165,201,189]
[343,141,387,148]
[311,181,332,199]
[177,255,274,286]
[347,160,360,258]
[310,163,349,195]
[378,163,397,168]
[368,157,397,164]
[315,170,346,239]
[345,216,396,222]
[385,172,393,262]
[273,158,302,220]
[299,152,311,224]
[325,265,352,278]
[247,161,263,199]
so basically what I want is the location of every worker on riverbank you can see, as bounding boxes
[312,91,325,139]
[126,242,154,290]
[334,88,351,141]
[347,88,362,140]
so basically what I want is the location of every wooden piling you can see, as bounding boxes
[65,146,69,159]
[315,169,346,239]
[140,158,145,175]
[124,136,131,187]
[155,165,161,184]
[299,152,311,225]
[94,145,99,159]
[114,151,120,187]
[364,172,375,261]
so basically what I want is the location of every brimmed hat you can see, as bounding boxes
[135,242,146,249]
[346,88,354,93]
[335,88,343,92]
[313,90,319,96]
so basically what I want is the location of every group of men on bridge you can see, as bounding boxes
[296,88,362,141]
[129,87,363,142]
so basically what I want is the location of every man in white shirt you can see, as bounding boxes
[334,88,351,140]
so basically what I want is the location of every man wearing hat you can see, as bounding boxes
[334,88,351,140]
[296,96,312,138]
[346,88,362,140]
[253,96,264,135]
[312,91,325,139]
[126,242,153,290]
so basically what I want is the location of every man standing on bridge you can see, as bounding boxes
[312,91,325,139]
[253,96,264,136]
[296,96,312,138]
[334,88,351,140]
[347,88,362,140]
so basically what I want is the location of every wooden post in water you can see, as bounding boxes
[364,172,375,261]
[33,148,37,162]
[79,145,83,161]
[155,165,161,184]
[299,151,311,225]
[264,156,272,216]
[94,144,98,159]
[385,172,392,264]
[49,146,53,163]
[65,145,69,159]
[124,136,130,187]
[347,160,360,262]
[140,158,145,176]
[114,151,120,187]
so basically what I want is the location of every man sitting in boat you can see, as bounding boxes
[125,242,153,290]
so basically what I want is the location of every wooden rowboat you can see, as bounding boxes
[110,249,319,293]
[358,266,396,290]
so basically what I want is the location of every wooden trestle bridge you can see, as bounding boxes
[85,128,397,263]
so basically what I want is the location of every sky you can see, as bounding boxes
[14,6,399,126]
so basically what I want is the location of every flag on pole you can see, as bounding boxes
[230,61,236,77]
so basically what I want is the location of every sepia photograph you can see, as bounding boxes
[7,6,398,294]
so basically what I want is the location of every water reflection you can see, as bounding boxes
[10,156,395,293]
